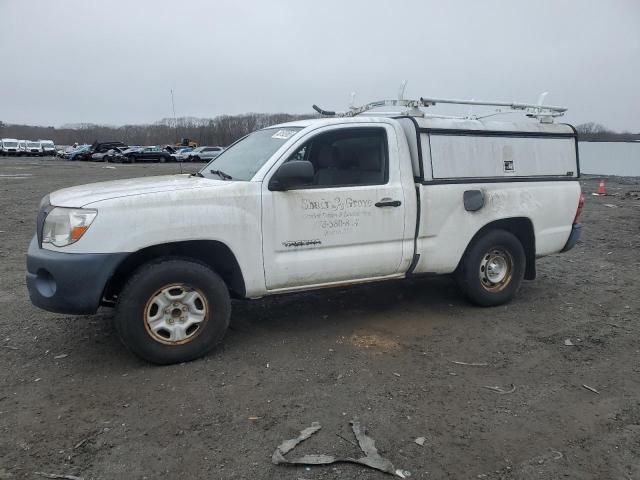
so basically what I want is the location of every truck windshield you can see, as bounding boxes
[200,127,302,181]
[27,142,40,148]
[3,141,18,147]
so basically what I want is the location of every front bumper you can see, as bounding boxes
[561,223,582,252]
[26,236,127,315]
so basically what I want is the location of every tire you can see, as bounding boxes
[454,229,525,307]
[129,156,136,163]
[159,155,166,163]
[114,258,231,364]
[193,156,200,163]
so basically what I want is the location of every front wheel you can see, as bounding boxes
[115,259,231,364]
[455,229,525,307]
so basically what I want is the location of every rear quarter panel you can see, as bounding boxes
[413,181,581,274]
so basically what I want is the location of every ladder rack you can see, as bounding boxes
[312,90,567,123]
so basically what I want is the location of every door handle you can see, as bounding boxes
[375,199,402,208]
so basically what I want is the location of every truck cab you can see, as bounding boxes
[26,96,583,364]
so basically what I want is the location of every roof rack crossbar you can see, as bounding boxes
[418,97,566,113]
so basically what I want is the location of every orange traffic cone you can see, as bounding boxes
[597,179,606,195]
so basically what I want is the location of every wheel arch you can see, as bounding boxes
[459,217,536,280]
[103,240,246,304]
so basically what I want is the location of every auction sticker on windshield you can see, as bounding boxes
[272,129,298,139]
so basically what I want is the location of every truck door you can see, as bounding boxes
[261,124,406,290]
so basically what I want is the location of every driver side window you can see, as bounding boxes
[285,127,388,188]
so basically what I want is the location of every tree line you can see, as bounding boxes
[0,113,316,147]
[574,123,640,142]
[0,117,638,146]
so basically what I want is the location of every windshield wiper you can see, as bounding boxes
[191,171,204,177]
[210,169,233,180]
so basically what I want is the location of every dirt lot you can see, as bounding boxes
[0,157,638,479]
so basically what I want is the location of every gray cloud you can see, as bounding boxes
[1,0,638,131]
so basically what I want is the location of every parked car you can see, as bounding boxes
[68,145,92,161]
[106,146,137,163]
[17,140,27,155]
[91,147,125,162]
[26,95,583,364]
[39,140,56,156]
[187,146,224,162]
[76,141,126,162]
[24,141,42,156]
[170,147,194,162]
[91,141,127,153]
[0,138,20,155]
[57,146,76,159]
[122,146,172,163]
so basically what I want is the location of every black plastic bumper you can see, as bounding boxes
[26,236,127,315]
[561,223,582,252]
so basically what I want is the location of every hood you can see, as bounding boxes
[49,174,227,207]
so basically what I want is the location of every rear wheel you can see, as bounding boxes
[455,229,525,307]
[114,259,231,364]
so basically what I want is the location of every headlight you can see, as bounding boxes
[42,207,97,247]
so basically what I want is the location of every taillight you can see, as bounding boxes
[573,192,585,224]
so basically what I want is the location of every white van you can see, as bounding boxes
[0,138,19,155]
[26,95,583,364]
[39,140,56,156]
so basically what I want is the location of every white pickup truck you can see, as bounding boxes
[27,96,583,364]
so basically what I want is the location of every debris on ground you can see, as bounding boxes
[414,437,426,446]
[563,339,575,346]
[483,384,516,394]
[582,384,600,395]
[53,354,68,359]
[35,473,83,480]
[73,428,108,449]
[272,421,408,477]
[451,360,488,366]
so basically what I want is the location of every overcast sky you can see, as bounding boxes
[1,0,638,131]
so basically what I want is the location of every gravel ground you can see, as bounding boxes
[0,157,639,479]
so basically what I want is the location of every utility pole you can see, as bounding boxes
[170,89,178,144]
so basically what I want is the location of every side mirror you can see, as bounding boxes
[268,160,314,191]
